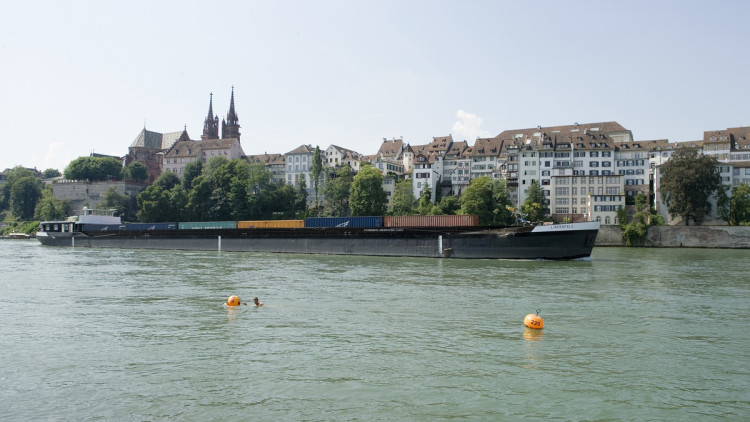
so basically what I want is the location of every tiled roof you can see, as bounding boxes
[377,139,403,158]
[470,137,503,157]
[163,138,243,158]
[496,121,627,142]
[286,144,314,155]
[130,128,188,150]
[130,129,163,149]
[249,153,285,165]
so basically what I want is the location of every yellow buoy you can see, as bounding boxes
[524,310,543,329]
[227,295,241,307]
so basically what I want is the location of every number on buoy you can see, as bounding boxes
[524,310,543,329]
[227,295,241,307]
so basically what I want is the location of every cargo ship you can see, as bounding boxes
[36,208,600,260]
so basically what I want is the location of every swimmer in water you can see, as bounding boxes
[253,297,264,307]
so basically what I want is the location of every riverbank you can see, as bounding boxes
[596,225,750,248]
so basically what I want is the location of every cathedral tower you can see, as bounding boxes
[201,93,220,140]
[221,86,241,142]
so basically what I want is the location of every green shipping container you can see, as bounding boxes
[178,221,237,230]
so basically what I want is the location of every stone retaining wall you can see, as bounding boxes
[52,180,146,212]
[595,225,750,248]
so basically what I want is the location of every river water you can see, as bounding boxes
[1,241,749,421]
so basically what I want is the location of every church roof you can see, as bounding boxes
[130,128,186,150]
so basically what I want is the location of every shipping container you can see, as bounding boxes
[178,221,237,230]
[237,220,304,229]
[384,215,479,228]
[126,222,178,231]
[304,216,383,228]
[81,224,125,232]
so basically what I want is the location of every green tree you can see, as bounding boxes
[42,168,61,178]
[182,160,203,191]
[247,161,274,195]
[350,165,387,216]
[10,176,43,219]
[323,166,353,217]
[185,175,212,221]
[123,161,148,182]
[459,176,514,226]
[34,186,71,221]
[136,185,172,222]
[169,185,189,221]
[64,156,123,181]
[1,167,38,211]
[717,183,750,225]
[388,178,416,215]
[430,195,461,215]
[311,146,323,211]
[100,186,134,222]
[417,185,433,215]
[522,180,547,222]
[618,193,664,246]
[659,148,721,225]
[154,171,181,190]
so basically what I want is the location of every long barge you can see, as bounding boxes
[36,209,600,260]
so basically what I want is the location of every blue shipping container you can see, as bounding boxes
[304,217,383,228]
[126,222,178,231]
[81,224,125,232]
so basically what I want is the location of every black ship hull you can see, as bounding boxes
[36,222,599,260]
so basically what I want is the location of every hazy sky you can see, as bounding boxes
[2,0,749,172]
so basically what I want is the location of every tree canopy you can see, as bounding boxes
[9,176,43,220]
[522,180,547,222]
[1,167,38,212]
[323,166,353,217]
[34,186,71,221]
[349,165,387,216]
[618,193,663,246]
[64,156,124,181]
[417,185,433,215]
[311,146,323,210]
[100,186,135,222]
[459,176,514,226]
[659,148,721,225]
[717,183,750,226]
[42,168,61,179]
[123,161,148,182]
[136,157,307,222]
[388,178,416,215]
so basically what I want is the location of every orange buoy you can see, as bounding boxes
[227,295,242,307]
[524,310,543,329]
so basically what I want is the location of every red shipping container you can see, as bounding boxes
[384,215,478,228]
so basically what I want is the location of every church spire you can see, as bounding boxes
[221,86,241,141]
[201,92,219,140]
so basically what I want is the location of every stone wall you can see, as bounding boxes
[595,224,750,248]
[52,180,146,212]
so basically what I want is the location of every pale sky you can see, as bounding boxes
[2,0,748,172]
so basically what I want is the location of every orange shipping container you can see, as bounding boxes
[384,215,479,228]
[237,220,304,229]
